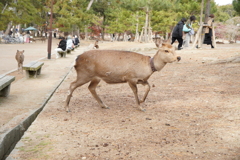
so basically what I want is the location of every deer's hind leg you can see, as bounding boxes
[65,77,91,112]
[88,78,109,109]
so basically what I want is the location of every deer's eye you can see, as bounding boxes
[165,50,169,53]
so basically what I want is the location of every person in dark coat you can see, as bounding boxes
[171,18,187,50]
[74,35,80,46]
[55,37,66,58]
[203,14,215,48]
[58,37,66,50]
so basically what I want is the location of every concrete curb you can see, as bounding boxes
[0,55,75,160]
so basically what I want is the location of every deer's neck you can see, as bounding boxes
[152,54,167,71]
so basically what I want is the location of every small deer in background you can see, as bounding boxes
[41,37,46,43]
[93,40,99,49]
[15,50,24,72]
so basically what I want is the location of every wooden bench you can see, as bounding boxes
[23,61,44,78]
[66,49,72,54]
[0,75,15,97]
[57,50,67,58]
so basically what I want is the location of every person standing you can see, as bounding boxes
[203,14,215,48]
[183,15,196,48]
[171,18,187,50]
[53,31,57,38]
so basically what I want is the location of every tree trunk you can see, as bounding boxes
[196,0,204,48]
[77,27,80,39]
[87,0,94,10]
[4,22,12,36]
[1,2,8,14]
[85,25,88,40]
[85,0,94,40]
[117,33,121,41]
[134,13,139,42]
[165,32,169,40]
[19,24,23,34]
[199,0,210,48]
[148,16,152,42]
[134,23,139,42]
[144,7,149,43]
[212,23,216,48]
[123,32,128,41]
[12,26,16,37]
[139,27,144,42]
[101,27,104,40]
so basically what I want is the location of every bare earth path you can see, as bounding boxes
[1,41,240,160]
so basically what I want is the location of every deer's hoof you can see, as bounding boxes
[102,106,110,109]
[140,100,144,103]
[65,107,71,113]
[139,108,146,112]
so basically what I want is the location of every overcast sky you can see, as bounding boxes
[214,0,233,5]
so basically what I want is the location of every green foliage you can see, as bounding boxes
[0,0,238,37]
[174,0,201,16]
[53,0,100,32]
[214,4,237,22]
[151,11,173,33]
[0,0,43,30]
[233,0,240,15]
[107,9,144,34]
[151,0,201,33]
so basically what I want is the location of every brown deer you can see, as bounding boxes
[41,37,46,43]
[216,41,224,44]
[65,40,181,112]
[15,50,24,72]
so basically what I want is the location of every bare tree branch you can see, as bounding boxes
[87,0,94,11]
[1,2,8,14]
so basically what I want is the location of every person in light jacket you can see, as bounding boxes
[66,35,74,50]
[183,15,196,48]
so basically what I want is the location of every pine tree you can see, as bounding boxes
[233,0,240,15]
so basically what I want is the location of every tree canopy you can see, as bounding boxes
[0,0,238,40]
[233,0,240,15]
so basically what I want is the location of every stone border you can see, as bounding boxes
[0,58,74,160]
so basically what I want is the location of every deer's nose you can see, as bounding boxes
[177,56,181,61]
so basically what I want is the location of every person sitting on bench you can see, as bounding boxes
[66,35,74,50]
[74,35,80,46]
[55,37,66,59]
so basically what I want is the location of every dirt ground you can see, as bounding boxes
[2,41,240,160]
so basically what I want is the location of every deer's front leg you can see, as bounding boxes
[88,78,109,109]
[128,81,145,112]
[140,81,150,103]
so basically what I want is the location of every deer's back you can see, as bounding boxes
[74,50,151,83]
